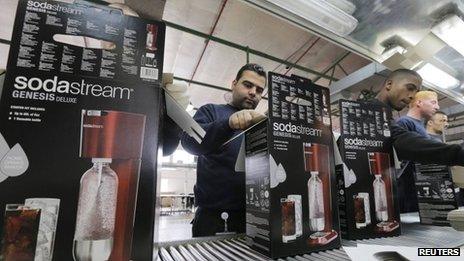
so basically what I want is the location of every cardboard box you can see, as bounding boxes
[414,163,458,226]
[336,100,401,240]
[245,72,341,258]
[0,1,164,260]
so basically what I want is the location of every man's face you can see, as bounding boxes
[417,97,439,120]
[386,75,422,111]
[428,114,448,134]
[231,70,265,110]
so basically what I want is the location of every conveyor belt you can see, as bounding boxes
[156,238,351,261]
[156,222,464,260]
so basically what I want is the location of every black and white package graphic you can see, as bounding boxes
[245,72,340,258]
[0,1,165,260]
[414,163,458,226]
[336,100,401,240]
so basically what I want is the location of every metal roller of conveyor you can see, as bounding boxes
[156,222,464,261]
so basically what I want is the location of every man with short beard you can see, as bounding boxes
[181,63,266,237]
[426,111,448,142]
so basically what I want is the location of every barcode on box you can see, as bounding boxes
[140,67,158,80]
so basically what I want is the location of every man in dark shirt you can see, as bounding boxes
[426,111,448,142]
[396,90,438,137]
[396,91,439,212]
[181,64,266,237]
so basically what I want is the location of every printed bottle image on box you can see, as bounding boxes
[0,1,166,260]
[245,72,340,258]
[336,100,401,240]
[74,110,146,261]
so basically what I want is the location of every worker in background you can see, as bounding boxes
[372,69,464,166]
[426,111,464,207]
[181,63,266,237]
[396,91,439,212]
[365,69,464,212]
[426,111,449,142]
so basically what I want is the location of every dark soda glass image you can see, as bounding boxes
[287,195,302,237]
[281,199,296,243]
[354,193,371,228]
[1,204,41,261]
[354,196,366,224]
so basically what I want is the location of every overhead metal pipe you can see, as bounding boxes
[189,0,228,83]
[312,51,350,82]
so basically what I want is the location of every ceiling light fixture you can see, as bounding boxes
[263,0,358,36]
[325,0,356,15]
[431,14,464,57]
[417,63,460,89]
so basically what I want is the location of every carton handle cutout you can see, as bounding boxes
[56,1,123,15]
[53,34,116,50]
[285,96,312,106]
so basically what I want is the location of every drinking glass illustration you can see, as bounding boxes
[24,198,60,261]
[281,199,296,243]
[1,204,41,261]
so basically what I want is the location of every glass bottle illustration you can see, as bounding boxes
[73,158,118,261]
[321,91,330,125]
[303,143,326,237]
[308,171,325,235]
[368,152,394,229]
[78,110,146,260]
[373,174,389,225]
[382,108,390,137]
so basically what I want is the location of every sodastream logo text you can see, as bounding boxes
[273,121,322,137]
[14,76,133,100]
[27,0,83,15]
[344,137,383,148]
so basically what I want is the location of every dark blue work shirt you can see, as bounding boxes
[396,116,429,138]
[396,115,429,212]
[181,104,245,210]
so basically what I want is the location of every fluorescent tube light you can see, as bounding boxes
[326,0,356,15]
[265,0,358,36]
[417,63,460,89]
[431,14,464,57]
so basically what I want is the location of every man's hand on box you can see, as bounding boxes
[108,3,139,17]
[229,110,266,130]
